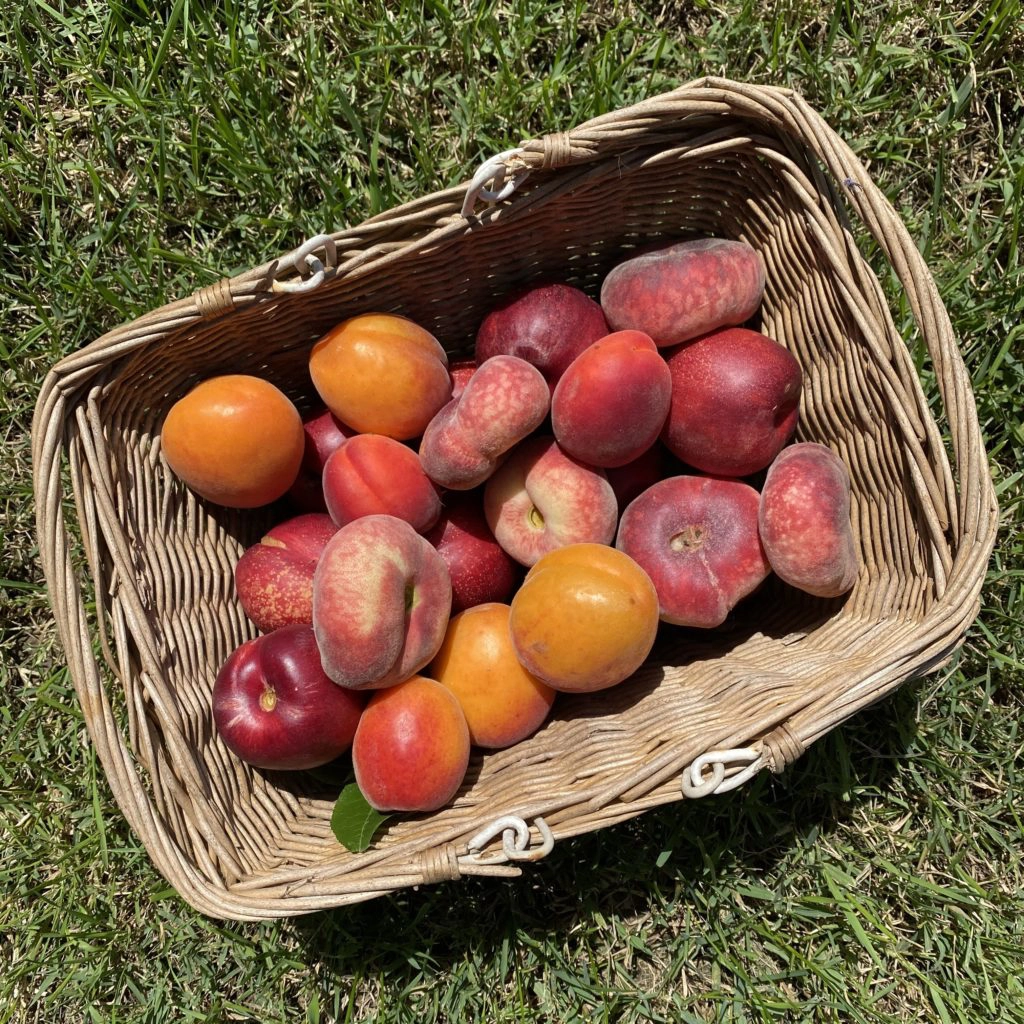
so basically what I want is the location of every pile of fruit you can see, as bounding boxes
[161,237,858,824]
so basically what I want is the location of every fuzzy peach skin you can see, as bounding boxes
[758,442,859,597]
[234,513,339,633]
[600,237,766,347]
[475,282,610,388]
[312,515,452,690]
[429,602,556,748]
[322,433,441,534]
[483,436,618,567]
[616,475,771,628]
[309,313,451,440]
[352,675,470,813]
[508,544,660,693]
[551,330,672,468]
[661,327,803,478]
[419,354,550,490]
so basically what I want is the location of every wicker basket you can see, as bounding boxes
[32,77,998,920]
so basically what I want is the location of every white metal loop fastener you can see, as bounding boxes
[466,815,554,863]
[681,747,763,798]
[460,147,531,218]
[271,233,338,294]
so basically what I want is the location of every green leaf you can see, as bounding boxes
[330,783,391,853]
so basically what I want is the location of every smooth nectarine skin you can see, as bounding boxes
[483,436,618,566]
[235,512,339,632]
[605,444,675,510]
[429,603,555,748]
[600,237,765,346]
[213,625,366,771]
[287,407,353,513]
[425,490,520,613]
[322,433,441,534]
[758,443,859,597]
[419,354,550,490]
[309,313,451,440]
[312,515,452,690]
[161,374,304,508]
[616,475,771,628]
[352,675,470,812]
[475,282,610,388]
[551,330,671,468]
[509,543,660,693]
[448,359,477,400]
[661,327,802,478]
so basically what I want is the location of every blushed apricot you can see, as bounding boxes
[309,313,451,440]
[509,543,660,693]
[429,603,556,749]
[160,374,304,508]
[352,675,470,813]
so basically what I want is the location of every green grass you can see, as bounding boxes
[2,1,1023,1021]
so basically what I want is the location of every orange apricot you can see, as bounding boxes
[309,313,451,440]
[509,543,660,693]
[160,374,304,508]
[429,603,556,749]
[351,675,470,813]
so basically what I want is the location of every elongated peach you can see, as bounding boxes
[312,515,452,690]
[758,442,859,597]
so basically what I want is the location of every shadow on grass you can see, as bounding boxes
[283,670,923,985]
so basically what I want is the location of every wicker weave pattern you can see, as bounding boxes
[32,78,997,920]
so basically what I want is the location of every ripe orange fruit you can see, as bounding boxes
[161,374,304,508]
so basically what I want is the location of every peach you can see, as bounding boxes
[234,512,339,633]
[312,515,452,690]
[424,490,520,613]
[551,330,671,468]
[322,433,441,534]
[160,374,304,508]
[429,603,556,748]
[287,407,353,513]
[509,544,660,693]
[352,675,470,813]
[483,436,618,567]
[475,282,610,388]
[616,475,771,628]
[309,313,451,440]
[758,443,859,597]
[419,355,550,490]
[600,237,765,346]
[661,327,802,478]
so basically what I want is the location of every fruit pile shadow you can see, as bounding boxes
[282,673,923,987]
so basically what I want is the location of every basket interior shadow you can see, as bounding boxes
[61,120,972,919]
